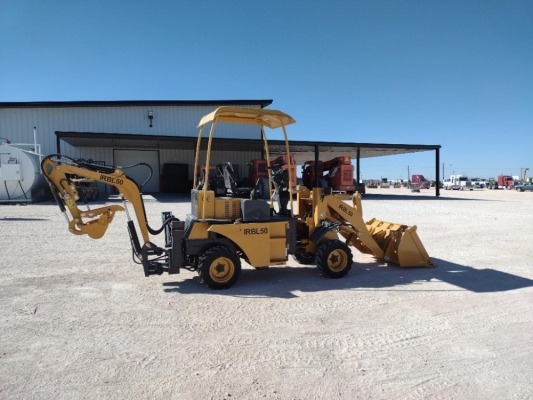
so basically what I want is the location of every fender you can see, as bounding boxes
[309,221,348,244]
[185,238,236,257]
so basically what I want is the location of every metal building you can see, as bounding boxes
[0,99,442,201]
[0,100,272,199]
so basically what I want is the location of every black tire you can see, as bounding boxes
[315,240,353,278]
[198,245,241,289]
[292,251,316,265]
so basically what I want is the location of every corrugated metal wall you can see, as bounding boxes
[0,104,261,154]
[0,104,263,191]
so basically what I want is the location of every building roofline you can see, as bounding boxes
[56,130,441,155]
[0,99,273,109]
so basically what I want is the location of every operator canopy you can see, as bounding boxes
[198,106,296,129]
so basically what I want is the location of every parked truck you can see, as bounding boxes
[443,175,473,190]
[378,178,390,188]
[409,174,430,189]
[470,178,485,189]
[486,175,514,190]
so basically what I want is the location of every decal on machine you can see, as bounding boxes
[338,203,354,217]
[243,227,268,235]
[100,175,124,185]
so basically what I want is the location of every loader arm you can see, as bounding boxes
[313,192,432,267]
[315,193,384,257]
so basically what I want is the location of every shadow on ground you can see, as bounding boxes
[33,191,501,208]
[162,258,533,299]
[363,193,496,202]
[0,217,49,221]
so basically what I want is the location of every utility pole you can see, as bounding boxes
[407,165,410,183]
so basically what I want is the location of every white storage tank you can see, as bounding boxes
[0,141,46,202]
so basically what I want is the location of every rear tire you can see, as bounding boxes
[292,251,316,265]
[198,246,241,289]
[316,240,353,278]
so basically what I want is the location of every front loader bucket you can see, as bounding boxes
[365,218,433,267]
[318,192,433,268]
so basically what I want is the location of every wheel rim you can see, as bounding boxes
[209,257,235,283]
[327,249,348,272]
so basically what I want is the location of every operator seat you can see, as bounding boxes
[221,162,253,198]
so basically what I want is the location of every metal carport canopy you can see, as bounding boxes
[56,131,442,195]
[268,140,439,163]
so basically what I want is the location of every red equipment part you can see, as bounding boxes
[323,156,355,192]
[246,159,268,187]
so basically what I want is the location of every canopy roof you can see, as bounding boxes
[198,106,296,129]
[57,131,439,163]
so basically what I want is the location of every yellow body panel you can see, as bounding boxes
[187,221,210,240]
[193,194,242,220]
[214,198,241,220]
[209,221,289,267]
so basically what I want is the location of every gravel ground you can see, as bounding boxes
[1,188,532,399]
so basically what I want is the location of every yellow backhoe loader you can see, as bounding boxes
[41,106,432,289]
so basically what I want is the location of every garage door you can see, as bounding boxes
[113,150,160,193]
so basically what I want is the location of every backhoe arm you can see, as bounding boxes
[41,155,181,277]
[41,155,150,242]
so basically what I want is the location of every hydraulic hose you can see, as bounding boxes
[147,216,181,235]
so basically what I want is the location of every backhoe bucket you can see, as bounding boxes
[365,218,433,267]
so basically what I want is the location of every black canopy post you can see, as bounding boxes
[314,144,320,188]
[56,133,61,154]
[356,148,361,183]
[435,147,440,197]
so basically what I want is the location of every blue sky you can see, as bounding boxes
[1,0,532,180]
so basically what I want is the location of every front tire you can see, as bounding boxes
[316,240,353,278]
[198,246,241,289]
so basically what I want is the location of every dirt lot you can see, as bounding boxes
[1,188,532,399]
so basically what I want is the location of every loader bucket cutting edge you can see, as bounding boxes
[365,218,433,267]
